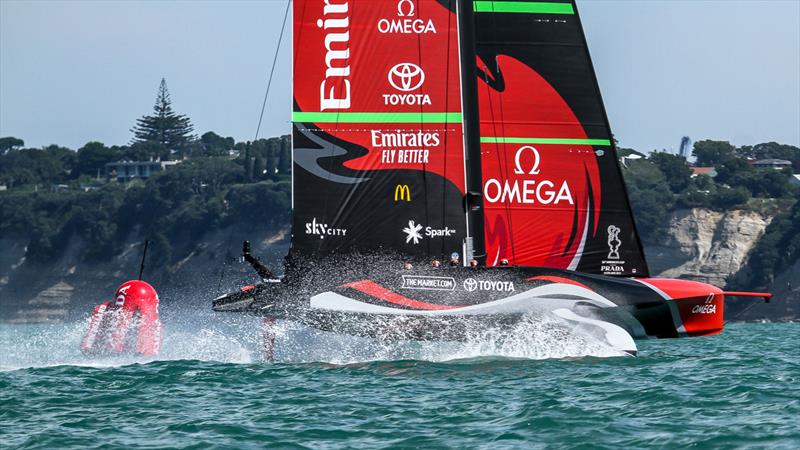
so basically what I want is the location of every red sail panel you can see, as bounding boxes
[474,1,649,276]
[479,55,601,268]
[292,0,467,258]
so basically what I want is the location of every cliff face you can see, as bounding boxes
[646,209,773,287]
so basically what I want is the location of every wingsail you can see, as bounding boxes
[291,0,468,259]
[472,0,649,276]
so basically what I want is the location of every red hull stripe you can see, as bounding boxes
[526,276,592,291]
[341,280,463,311]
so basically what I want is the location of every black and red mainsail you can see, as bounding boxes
[291,0,648,277]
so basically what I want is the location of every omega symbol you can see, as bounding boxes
[514,145,541,175]
[397,0,415,17]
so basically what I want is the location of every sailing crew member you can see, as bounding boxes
[403,261,414,270]
[500,259,509,266]
[449,253,460,267]
[469,259,478,268]
[431,258,441,268]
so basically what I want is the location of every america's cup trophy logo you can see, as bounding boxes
[607,225,621,260]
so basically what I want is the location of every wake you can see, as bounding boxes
[0,307,631,371]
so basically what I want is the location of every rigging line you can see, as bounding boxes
[255,0,291,141]
[723,298,762,326]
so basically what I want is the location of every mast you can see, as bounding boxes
[456,0,485,264]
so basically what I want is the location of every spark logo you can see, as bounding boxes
[403,220,423,244]
[402,220,457,244]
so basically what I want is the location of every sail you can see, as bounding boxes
[291,0,467,259]
[472,0,649,276]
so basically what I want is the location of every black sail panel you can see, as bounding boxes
[472,0,649,276]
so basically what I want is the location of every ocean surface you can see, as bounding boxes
[1,314,798,449]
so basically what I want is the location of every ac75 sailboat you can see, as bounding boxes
[212,0,770,355]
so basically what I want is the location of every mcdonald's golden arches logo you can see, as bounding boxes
[394,184,411,202]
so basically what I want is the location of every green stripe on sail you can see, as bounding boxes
[473,1,575,14]
[481,136,611,146]
[292,112,462,123]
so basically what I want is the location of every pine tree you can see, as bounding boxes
[131,78,195,156]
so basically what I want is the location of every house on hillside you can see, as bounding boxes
[105,160,181,183]
[691,167,717,178]
[750,159,792,170]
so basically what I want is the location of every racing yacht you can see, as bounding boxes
[212,0,770,355]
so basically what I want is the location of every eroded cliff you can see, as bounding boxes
[646,209,773,287]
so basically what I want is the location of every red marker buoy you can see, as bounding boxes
[81,280,162,356]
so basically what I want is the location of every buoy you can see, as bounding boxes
[80,280,162,356]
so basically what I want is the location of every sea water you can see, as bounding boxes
[1,315,798,449]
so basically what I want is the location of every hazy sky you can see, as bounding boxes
[1,0,798,152]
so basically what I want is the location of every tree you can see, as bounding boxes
[131,78,195,156]
[277,135,291,174]
[692,140,736,166]
[622,159,675,241]
[200,131,234,157]
[711,186,750,209]
[714,156,753,184]
[126,141,169,162]
[648,152,692,193]
[0,136,24,154]
[0,145,74,187]
[75,142,120,178]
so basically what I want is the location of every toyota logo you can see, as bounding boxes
[388,63,425,92]
[463,278,478,292]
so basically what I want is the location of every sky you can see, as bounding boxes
[1,0,798,153]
